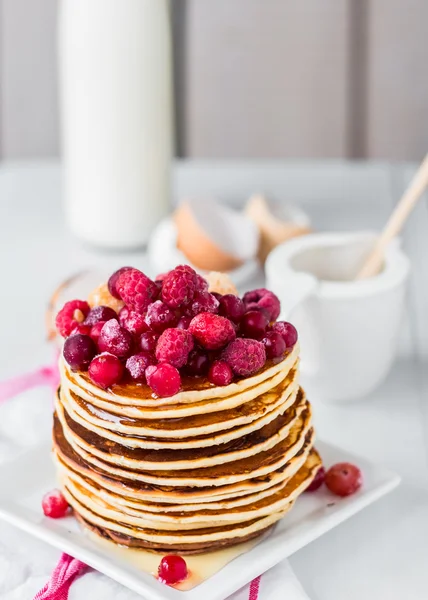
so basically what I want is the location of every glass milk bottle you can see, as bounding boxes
[58,0,173,248]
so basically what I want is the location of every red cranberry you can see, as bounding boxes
[218,294,245,323]
[262,331,286,359]
[108,266,132,299]
[90,321,106,346]
[146,363,181,397]
[158,555,188,585]
[208,360,233,386]
[325,463,362,497]
[145,300,177,332]
[305,466,325,492]
[84,305,117,326]
[185,349,210,376]
[139,331,159,352]
[272,321,298,349]
[177,316,192,330]
[42,489,69,518]
[98,319,133,358]
[186,291,219,316]
[89,353,124,388]
[63,334,96,370]
[119,306,149,336]
[125,352,155,382]
[70,323,92,336]
[240,310,268,340]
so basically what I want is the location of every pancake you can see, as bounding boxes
[59,368,300,447]
[61,343,299,413]
[62,451,321,552]
[53,334,319,554]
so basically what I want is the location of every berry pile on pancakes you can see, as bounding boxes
[52,266,321,553]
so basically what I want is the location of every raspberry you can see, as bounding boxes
[262,331,286,358]
[146,363,181,397]
[89,353,124,388]
[139,331,159,352]
[306,466,325,492]
[125,352,156,382]
[185,348,210,375]
[55,300,90,338]
[90,321,106,346]
[63,334,96,370]
[146,301,178,332]
[158,555,188,585]
[218,294,245,323]
[240,310,268,339]
[155,328,194,368]
[222,338,266,376]
[243,288,281,321]
[189,313,236,350]
[208,360,233,386]
[116,268,158,313]
[272,321,298,349]
[98,319,133,358]
[42,489,69,518]
[108,266,132,299]
[185,291,219,317]
[119,306,149,336]
[161,265,198,308]
[84,305,117,326]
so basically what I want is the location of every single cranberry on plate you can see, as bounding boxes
[158,555,188,585]
[218,294,245,323]
[55,299,90,338]
[63,334,97,370]
[42,489,69,518]
[272,321,298,349]
[305,466,326,492]
[325,463,362,497]
[145,300,177,332]
[89,353,124,388]
[83,305,117,326]
[146,363,181,397]
[125,352,155,382]
[208,360,233,386]
[98,319,133,358]
[119,306,149,336]
[107,266,132,299]
[240,310,268,340]
[155,329,194,368]
[139,331,159,353]
[185,348,210,376]
[262,331,286,359]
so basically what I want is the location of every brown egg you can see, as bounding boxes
[174,200,259,272]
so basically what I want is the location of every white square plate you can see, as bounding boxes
[0,441,399,600]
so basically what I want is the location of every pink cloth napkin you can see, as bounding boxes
[33,554,88,600]
[0,361,59,405]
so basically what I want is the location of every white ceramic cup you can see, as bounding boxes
[265,231,410,402]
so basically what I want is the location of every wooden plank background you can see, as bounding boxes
[0,0,427,160]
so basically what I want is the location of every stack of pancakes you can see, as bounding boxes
[53,343,321,554]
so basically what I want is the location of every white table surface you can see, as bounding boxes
[0,160,427,599]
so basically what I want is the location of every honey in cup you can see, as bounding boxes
[266,231,409,402]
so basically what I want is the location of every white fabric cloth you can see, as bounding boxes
[0,382,310,600]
